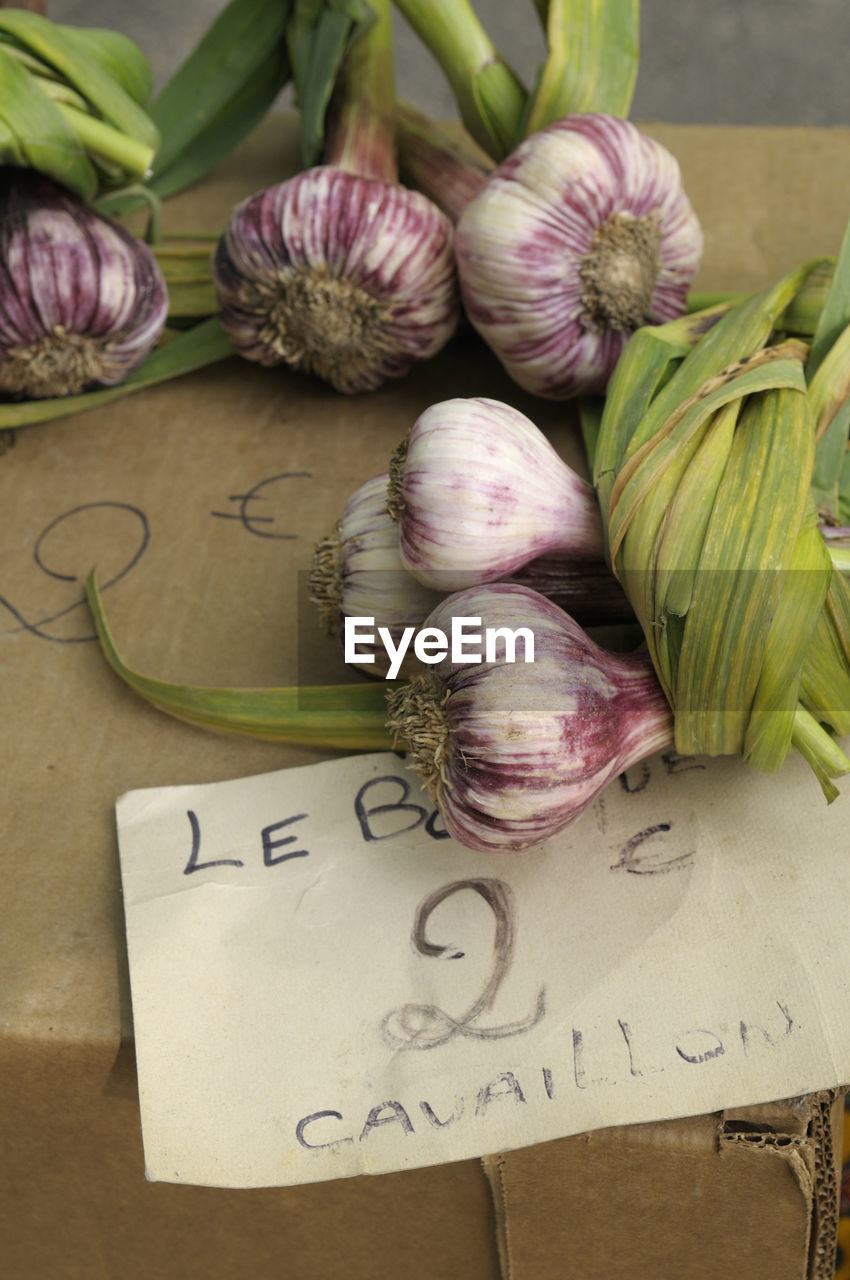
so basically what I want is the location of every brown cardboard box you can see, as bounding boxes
[1,117,848,1279]
[487,1095,845,1280]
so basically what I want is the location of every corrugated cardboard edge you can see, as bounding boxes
[482,1151,512,1280]
[811,1089,845,1280]
[719,1090,843,1280]
[483,1091,846,1280]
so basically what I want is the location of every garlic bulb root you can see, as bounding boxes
[310,472,444,678]
[309,525,344,637]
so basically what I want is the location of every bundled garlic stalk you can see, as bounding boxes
[0,9,159,201]
[592,252,850,799]
[386,584,673,852]
[212,0,459,394]
[0,169,168,399]
[396,105,703,399]
[387,396,605,589]
[392,0,639,161]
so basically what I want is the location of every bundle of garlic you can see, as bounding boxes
[591,245,850,800]
[385,583,673,852]
[310,466,632,678]
[212,0,459,394]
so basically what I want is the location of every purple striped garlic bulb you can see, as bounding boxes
[310,473,444,678]
[211,166,460,394]
[387,396,605,590]
[454,113,703,399]
[0,169,168,399]
[386,584,674,852]
[312,472,633,677]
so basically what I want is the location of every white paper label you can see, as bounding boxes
[116,749,850,1188]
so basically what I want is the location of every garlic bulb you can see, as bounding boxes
[388,396,605,590]
[310,473,444,678]
[211,166,460,394]
[312,471,633,677]
[454,113,703,399]
[386,584,674,852]
[0,169,168,399]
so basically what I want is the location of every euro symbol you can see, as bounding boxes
[210,471,312,539]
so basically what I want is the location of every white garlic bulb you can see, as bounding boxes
[311,473,444,678]
[454,113,703,399]
[388,396,605,590]
[387,584,674,852]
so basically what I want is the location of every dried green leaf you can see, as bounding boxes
[0,318,233,430]
[85,570,394,751]
[743,508,831,773]
[674,386,813,758]
[523,0,639,135]
[151,0,292,175]
[807,217,850,378]
[593,303,732,533]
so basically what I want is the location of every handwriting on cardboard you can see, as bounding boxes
[0,474,310,644]
[116,750,850,1188]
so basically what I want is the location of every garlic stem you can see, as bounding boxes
[790,705,850,802]
[324,0,397,183]
[396,100,491,221]
[55,102,155,178]
[510,554,633,624]
[85,570,394,752]
[392,0,526,159]
[96,183,163,247]
[523,0,640,135]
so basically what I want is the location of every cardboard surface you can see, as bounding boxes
[2,115,849,1276]
[487,1092,844,1280]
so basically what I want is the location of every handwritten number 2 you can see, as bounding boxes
[381,878,545,1050]
[1,501,150,643]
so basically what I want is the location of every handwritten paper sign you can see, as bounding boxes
[116,749,850,1188]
